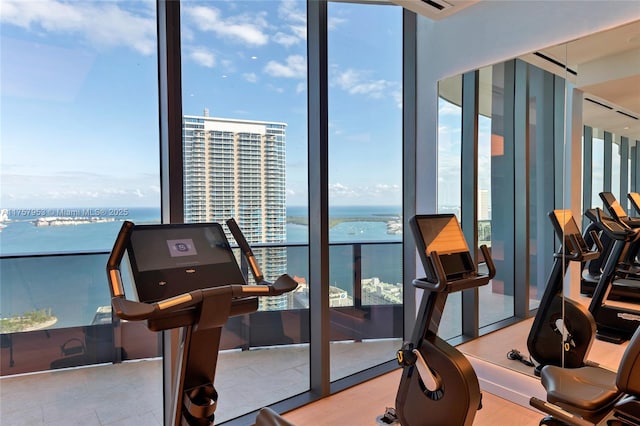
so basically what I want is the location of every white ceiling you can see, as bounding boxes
[521,20,640,143]
[389,1,640,143]
[388,0,480,20]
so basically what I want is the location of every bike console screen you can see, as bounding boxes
[411,214,475,281]
[127,223,246,302]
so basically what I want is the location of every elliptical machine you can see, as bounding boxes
[526,210,602,373]
[380,214,496,426]
[106,219,297,426]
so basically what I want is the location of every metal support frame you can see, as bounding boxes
[307,0,330,398]
[604,131,612,192]
[402,7,417,345]
[461,70,480,337]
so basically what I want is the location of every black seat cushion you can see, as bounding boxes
[541,365,619,412]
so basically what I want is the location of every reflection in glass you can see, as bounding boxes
[612,139,621,199]
[437,78,463,339]
[592,136,605,207]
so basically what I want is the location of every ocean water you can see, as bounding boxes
[0,206,402,255]
[0,206,403,328]
[0,207,160,256]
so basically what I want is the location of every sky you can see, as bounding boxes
[0,0,405,209]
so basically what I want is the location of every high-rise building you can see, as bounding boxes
[182,111,288,311]
[478,189,490,220]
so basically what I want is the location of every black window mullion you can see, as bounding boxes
[461,69,480,337]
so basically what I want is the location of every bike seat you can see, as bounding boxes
[540,365,620,415]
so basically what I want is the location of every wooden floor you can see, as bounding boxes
[282,369,541,426]
[283,292,632,426]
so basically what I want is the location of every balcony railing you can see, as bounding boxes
[0,241,404,377]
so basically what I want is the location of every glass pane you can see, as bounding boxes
[327,2,402,382]
[477,66,500,326]
[437,76,463,339]
[527,65,557,311]
[612,139,621,199]
[179,1,309,421]
[0,1,161,423]
[592,135,605,207]
[480,62,515,326]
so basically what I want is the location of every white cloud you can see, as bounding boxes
[439,101,461,116]
[1,0,156,55]
[334,68,398,100]
[329,182,402,204]
[274,0,306,46]
[330,182,357,198]
[279,0,306,24]
[243,72,258,83]
[273,32,300,47]
[264,55,306,79]
[185,5,268,46]
[290,25,307,41]
[0,171,160,208]
[392,90,402,109]
[189,47,216,68]
[328,16,347,31]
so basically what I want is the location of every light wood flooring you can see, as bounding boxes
[1,289,632,425]
[283,369,542,426]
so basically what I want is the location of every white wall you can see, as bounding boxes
[415,0,640,212]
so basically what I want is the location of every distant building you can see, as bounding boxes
[182,111,288,310]
[478,189,490,220]
[361,277,402,305]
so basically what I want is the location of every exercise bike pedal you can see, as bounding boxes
[376,407,400,425]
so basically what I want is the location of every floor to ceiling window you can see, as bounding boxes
[327,1,403,381]
[591,134,605,208]
[179,1,310,421]
[0,0,161,418]
[437,59,566,331]
[436,74,463,340]
[612,138,621,200]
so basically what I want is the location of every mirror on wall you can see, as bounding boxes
[438,19,640,377]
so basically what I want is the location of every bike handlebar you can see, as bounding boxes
[110,274,298,322]
[106,220,298,324]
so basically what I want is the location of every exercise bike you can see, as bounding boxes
[526,210,602,373]
[379,214,496,426]
[106,219,297,426]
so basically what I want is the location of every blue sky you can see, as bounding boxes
[1,0,404,209]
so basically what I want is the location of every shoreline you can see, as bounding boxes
[1,317,58,333]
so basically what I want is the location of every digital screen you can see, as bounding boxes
[550,209,589,252]
[629,192,640,212]
[167,239,198,258]
[129,224,236,272]
[601,192,627,219]
[126,223,246,302]
[416,215,470,255]
[410,214,475,279]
